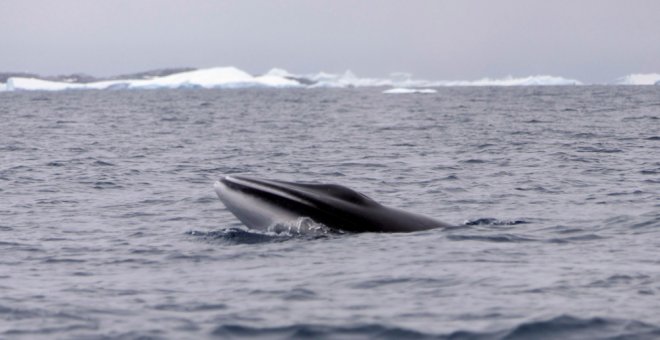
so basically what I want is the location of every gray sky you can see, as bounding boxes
[1,0,658,82]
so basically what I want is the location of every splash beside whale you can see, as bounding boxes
[214,175,452,233]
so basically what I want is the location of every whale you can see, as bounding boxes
[213,175,452,233]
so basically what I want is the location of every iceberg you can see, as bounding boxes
[6,77,139,91]
[0,66,586,92]
[383,88,437,94]
[303,72,581,88]
[262,68,296,78]
[618,73,660,85]
[124,67,300,89]
[6,77,88,91]
[434,75,582,86]
[307,70,395,88]
[4,67,301,91]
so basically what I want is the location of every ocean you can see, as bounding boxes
[1,86,659,339]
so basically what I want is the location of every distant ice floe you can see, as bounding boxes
[5,77,89,91]
[434,75,582,86]
[306,70,395,88]
[303,72,581,88]
[1,67,301,92]
[618,73,660,85]
[382,88,437,94]
[5,66,658,92]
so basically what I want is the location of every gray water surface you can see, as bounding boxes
[1,87,660,339]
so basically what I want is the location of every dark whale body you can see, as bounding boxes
[214,175,452,233]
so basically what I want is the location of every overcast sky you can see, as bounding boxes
[1,0,658,82]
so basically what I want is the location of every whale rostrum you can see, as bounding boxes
[214,175,452,233]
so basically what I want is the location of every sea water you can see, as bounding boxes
[1,87,659,339]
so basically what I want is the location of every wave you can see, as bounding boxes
[463,218,530,226]
[209,315,660,339]
[186,228,293,245]
[210,324,430,339]
[186,219,338,245]
[618,73,660,85]
[0,66,584,92]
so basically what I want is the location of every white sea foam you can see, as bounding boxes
[382,88,437,94]
[0,83,6,92]
[618,73,660,85]
[2,66,584,91]
[267,217,334,236]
